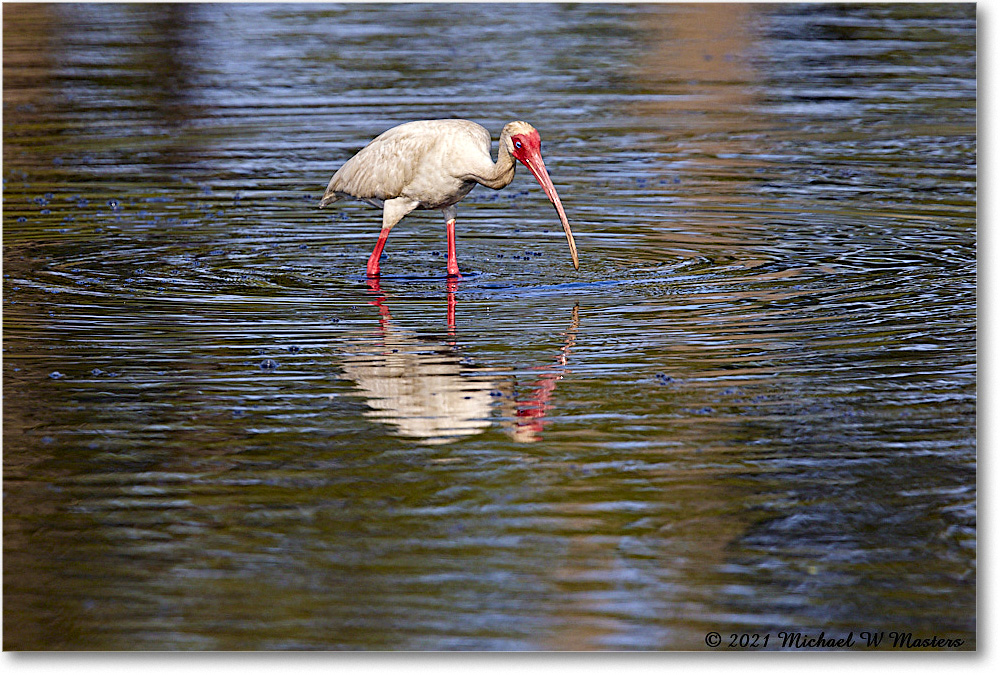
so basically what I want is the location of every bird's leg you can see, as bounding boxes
[446,220,460,277]
[367,229,390,277]
[443,206,460,277]
[369,198,418,277]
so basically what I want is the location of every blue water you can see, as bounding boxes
[3,2,975,650]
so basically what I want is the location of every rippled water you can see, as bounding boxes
[4,3,975,650]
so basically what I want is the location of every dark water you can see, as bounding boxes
[3,3,975,650]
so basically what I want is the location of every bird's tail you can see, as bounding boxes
[319,191,341,208]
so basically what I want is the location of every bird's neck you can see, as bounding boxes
[476,138,516,190]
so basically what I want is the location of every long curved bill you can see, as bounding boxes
[520,151,580,271]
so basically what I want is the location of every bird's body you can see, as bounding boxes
[320,119,578,277]
[321,120,501,211]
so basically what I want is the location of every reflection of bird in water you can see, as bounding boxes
[339,297,498,445]
[338,278,579,444]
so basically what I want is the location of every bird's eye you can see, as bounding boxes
[514,140,523,149]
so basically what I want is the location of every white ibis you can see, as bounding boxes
[319,119,579,277]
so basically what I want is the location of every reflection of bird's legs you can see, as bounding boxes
[365,276,393,329]
[446,277,458,337]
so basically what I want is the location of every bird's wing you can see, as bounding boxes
[323,128,420,201]
[322,120,492,204]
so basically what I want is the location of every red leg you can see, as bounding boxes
[446,219,460,277]
[367,228,390,277]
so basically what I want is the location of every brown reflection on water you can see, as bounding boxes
[630,3,771,240]
[3,3,200,169]
[2,3,58,109]
[126,3,201,168]
[634,3,761,121]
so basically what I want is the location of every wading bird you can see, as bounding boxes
[319,119,579,277]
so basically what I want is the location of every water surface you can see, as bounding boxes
[3,3,976,650]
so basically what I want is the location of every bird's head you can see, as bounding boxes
[502,121,541,161]
[501,121,579,271]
